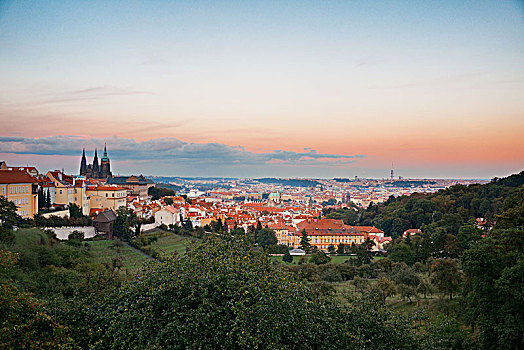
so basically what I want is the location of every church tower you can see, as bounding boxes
[92,149,100,178]
[80,148,87,176]
[100,143,112,179]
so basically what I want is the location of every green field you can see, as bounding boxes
[86,240,148,270]
[148,232,200,256]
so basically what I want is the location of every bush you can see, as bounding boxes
[309,250,331,265]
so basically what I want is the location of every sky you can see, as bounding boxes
[0,0,523,178]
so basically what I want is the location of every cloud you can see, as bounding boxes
[0,136,365,168]
[24,86,156,105]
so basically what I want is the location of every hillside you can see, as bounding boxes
[356,171,524,237]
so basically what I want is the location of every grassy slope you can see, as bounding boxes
[148,232,200,256]
[86,240,148,270]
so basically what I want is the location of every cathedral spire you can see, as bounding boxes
[80,148,87,175]
[92,148,99,177]
[100,143,112,179]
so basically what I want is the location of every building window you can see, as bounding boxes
[59,190,62,194]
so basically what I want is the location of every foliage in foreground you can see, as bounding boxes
[55,237,449,349]
[0,250,74,349]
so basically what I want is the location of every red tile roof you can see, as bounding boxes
[0,170,39,184]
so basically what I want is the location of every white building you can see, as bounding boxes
[155,206,180,226]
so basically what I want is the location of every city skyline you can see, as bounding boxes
[1,1,523,178]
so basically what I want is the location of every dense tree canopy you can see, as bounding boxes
[461,228,524,349]
[55,237,437,349]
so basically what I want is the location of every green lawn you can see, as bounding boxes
[148,232,200,256]
[86,240,148,270]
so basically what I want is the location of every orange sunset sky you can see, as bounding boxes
[1,1,523,178]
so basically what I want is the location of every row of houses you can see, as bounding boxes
[0,162,153,219]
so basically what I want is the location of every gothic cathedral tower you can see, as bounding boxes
[79,145,112,179]
[100,143,112,179]
[80,148,87,176]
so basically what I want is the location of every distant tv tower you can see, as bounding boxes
[390,162,394,180]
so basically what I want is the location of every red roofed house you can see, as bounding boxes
[0,169,39,218]
[403,229,422,237]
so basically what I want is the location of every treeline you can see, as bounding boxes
[148,185,177,200]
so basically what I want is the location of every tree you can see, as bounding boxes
[389,242,415,265]
[256,228,277,249]
[0,196,20,230]
[38,187,44,209]
[282,250,293,263]
[148,186,175,200]
[69,203,83,219]
[299,229,312,253]
[356,238,374,266]
[164,197,174,205]
[337,243,346,254]
[352,276,370,293]
[309,250,331,265]
[184,218,193,231]
[328,244,336,254]
[373,277,397,303]
[45,191,51,208]
[457,222,483,251]
[430,259,463,300]
[113,207,139,241]
[443,234,462,258]
[393,266,420,303]
[68,230,84,241]
[416,277,435,299]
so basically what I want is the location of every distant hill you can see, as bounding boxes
[255,178,321,187]
[358,171,524,237]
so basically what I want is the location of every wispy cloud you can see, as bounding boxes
[0,136,365,168]
[36,86,155,105]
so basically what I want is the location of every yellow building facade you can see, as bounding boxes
[0,170,39,219]
[87,186,127,211]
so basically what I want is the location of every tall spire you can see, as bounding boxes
[93,148,99,177]
[100,143,111,179]
[80,148,87,175]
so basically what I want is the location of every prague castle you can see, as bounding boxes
[80,144,112,179]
